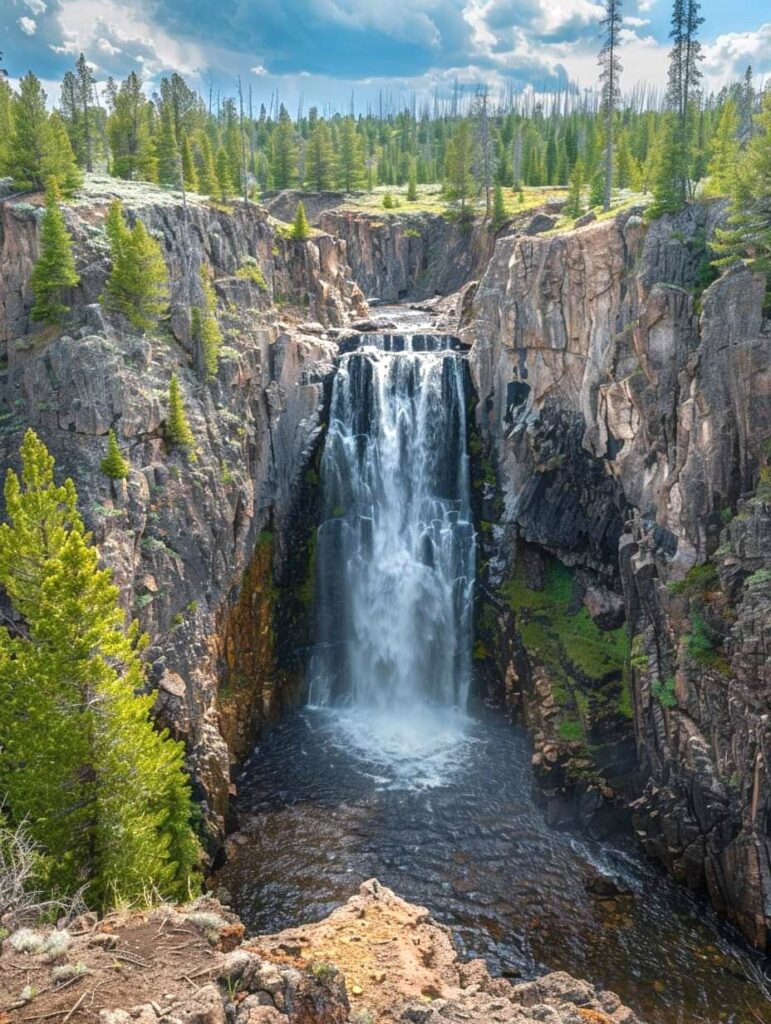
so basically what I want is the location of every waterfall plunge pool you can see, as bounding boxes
[214,329,771,1024]
[214,707,771,1024]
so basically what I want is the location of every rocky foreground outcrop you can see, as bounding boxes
[461,201,771,946]
[0,882,647,1024]
[0,177,367,841]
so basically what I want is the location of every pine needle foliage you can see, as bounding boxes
[103,200,169,332]
[492,182,507,229]
[0,430,201,907]
[100,429,129,479]
[166,373,195,451]
[290,201,311,240]
[192,266,223,380]
[30,181,80,325]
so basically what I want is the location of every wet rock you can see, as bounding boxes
[585,872,633,898]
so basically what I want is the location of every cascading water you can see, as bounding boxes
[307,333,475,769]
[216,321,771,1024]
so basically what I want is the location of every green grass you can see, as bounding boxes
[340,184,566,219]
[652,676,677,708]
[501,558,630,742]
[502,559,628,684]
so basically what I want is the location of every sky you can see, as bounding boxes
[1,0,769,113]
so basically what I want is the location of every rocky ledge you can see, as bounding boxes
[462,199,771,946]
[0,882,647,1024]
[0,176,367,843]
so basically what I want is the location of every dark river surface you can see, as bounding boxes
[214,706,771,1024]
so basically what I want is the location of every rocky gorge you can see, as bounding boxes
[0,176,770,1013]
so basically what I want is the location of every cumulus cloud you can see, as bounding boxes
[703,23,771,86]
[19,16,38,35]
[96,37,122,56]
[25,0,48,13]
[52,0,208,79]
[251,65,267,75]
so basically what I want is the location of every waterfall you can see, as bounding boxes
[308,334,476,727]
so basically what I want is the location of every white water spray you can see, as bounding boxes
[308,335,476,772]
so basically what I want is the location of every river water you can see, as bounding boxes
[215,708,771,1024]
[214,328,771,1024]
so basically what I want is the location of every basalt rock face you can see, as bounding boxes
[0,175,366,350]
[319,210,494,303]
[0,177,363,840]
[463,201,771,946]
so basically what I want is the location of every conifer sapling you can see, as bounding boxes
[30,180,80,325]
[290,200,311,240]
[100,428,129,479]
[166,373,195,452]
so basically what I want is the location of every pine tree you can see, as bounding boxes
[271,106,298,189]
[0,77,12,174]
[0,430,200,906]
[658,0,704,209]
[305,121,335,191]
[337,118,365,191]
[712,90,771,284]
[74,54,95,172]
[30,181,80,325]
[196,132,218,195]
[181,136,198,192]
[104,197,131,256]
[290,201,311,240]
[136,105,159,183]
[564,158,586,218]
[106,71,145,180]
[8,73,49,190]
[100,429,129,479]
[41,111,83,196]
[192,266,222,379]
[599,0,623,211]
[704,100,740,197]
[407,161,418,202]
[492,182,507,230]
[156,103,180,186]
[216,147,234,200]
[649,112,685,216]
[166,373,195,450]
[104,203,169,332]
[445,120,475,220]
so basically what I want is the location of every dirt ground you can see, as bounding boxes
[0,900,239,1023]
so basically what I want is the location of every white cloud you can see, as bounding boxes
[25,0,47,13]
[96,37,122,56]
[703,23,771,87]
[310,0,445,47]
[623,16,649,28]
[637,0,657,11]
[251,64,267,75]
[53,0,207,78]
[18,16,37,35]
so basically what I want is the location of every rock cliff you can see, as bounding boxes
[0,882,648,1023]
[318,209,494,302]
[462,201,771,947]
[0,176,366,841]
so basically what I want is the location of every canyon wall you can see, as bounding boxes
[1,176,769,948]
[462,202,771,947]
[0,177,366,841]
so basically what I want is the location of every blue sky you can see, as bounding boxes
[1,0,769,110]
